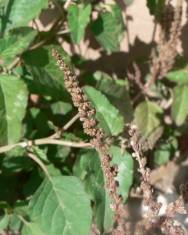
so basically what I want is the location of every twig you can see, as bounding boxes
[0,138,92,154]
[7,57,20,71]
[34,138,91,148]
[29,38,49,50]
[28,152,50,178]
[63,113,80,130]
[64,0,72,10]
[50,113,80,139]
[57,29,70,35]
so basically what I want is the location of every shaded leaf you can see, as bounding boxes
[23,169,43,197]
[22,176,92,235]
[110,146,133,201]
[171,85,188,126]
[73,149,114,233]
[91,4,124,52]
[84,86,124,136]
[67,4,91,43]
[23,46,69,100]
[0,75,28,145]
[1,156,32,173]
[134,100,163,148]
[95,71,133,123]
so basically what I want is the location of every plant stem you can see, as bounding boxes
[28,152,50,178]
[49,113,80,139]
[64,0,72,9]
[0,138,91,154]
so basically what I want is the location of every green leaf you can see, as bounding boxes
[0,27,37,66]
[110,146,133,201]
[0,75,28,145]
[23,169,43,197]
[22,176,92,235]
[23,46,69,100]
[27,108,51,138]
[154,136,178,165]
[134,100,163,148]
[0,0,8,8]
[171,85,188,126]
[0,213,9,230]
[94,71,133,123]
[73,149,114,233]
[51,101,72,115]
[8,213,22,232]
[74,147,133,232]
[5,0,48,30]
[67,4,91,43]
[2,155,32,173]
[22,221,46,235]
[154,144,170,165]
[166,68,188,84]
[84,86,124,136]
[91,4,124,52]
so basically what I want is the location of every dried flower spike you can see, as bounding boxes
[52,48,127,234]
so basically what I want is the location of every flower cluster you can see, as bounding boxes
[52,49,126,234]
[147,0,183,88]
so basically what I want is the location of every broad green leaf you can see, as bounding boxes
[5,0,48,30]
[22,176,92,235]
[74,149,114,233]
[110,146,133,201]
[0,27,37,66]
[166,69,188,84]
[22,221,46,235]
[67,4,91,43]
[0,75,28,145]
[23,46,69,100]
[91,4,124,52]
[134,100,163,148]
[171,85,188,126]
[74,147,133,232]
[84,86,124,136]
[0,213,9,230]
[94,71,133,123]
